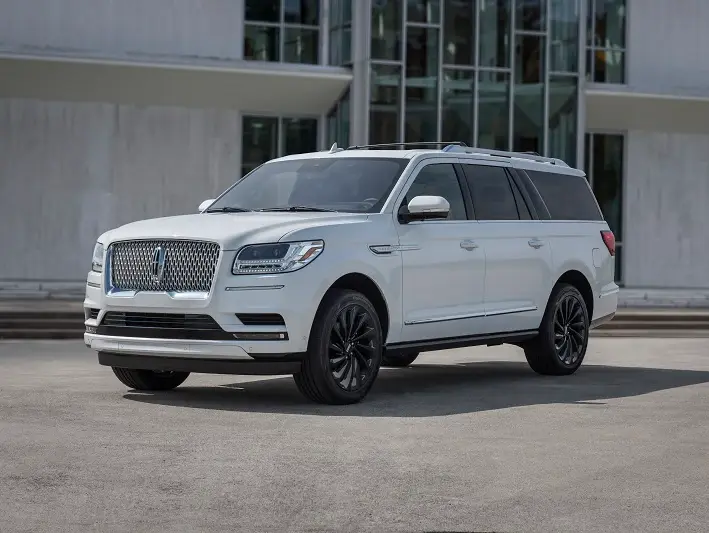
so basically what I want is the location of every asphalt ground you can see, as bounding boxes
[1,338,708,533]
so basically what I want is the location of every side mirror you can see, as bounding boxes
[398,195,450,223]
[198,199,215,213]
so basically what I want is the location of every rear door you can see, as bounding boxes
[460,162,553,333]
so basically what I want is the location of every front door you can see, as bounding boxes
[395,160,486,342]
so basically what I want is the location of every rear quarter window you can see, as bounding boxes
[525,169,603,221]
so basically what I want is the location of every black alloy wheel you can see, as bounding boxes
[328,304,378,392]
[553,293,587,366]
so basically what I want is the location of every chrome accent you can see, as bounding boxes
[460,240,479,251]
[109,239,220,293]
[404,306,538,325]
[528,238,545,249]
[87,281,101,289]
[225,285,285,291]
[369,244,420,255]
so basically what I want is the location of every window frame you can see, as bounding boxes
[459,162,535,222]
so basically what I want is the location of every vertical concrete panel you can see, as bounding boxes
[624,131,709,288]
[0,99,242,281]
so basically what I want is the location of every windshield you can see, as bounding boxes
[206,157,408,213]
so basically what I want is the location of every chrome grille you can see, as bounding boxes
[110,239,221,292]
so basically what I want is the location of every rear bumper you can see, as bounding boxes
[98,351,303,376]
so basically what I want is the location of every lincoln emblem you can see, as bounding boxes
[151,246,166,283]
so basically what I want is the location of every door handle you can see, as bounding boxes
[460,240,479,251]
[528,238,544,249]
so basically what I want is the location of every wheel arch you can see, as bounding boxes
[554,269,595,319]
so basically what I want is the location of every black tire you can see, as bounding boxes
[524,283,590,376]
[112,367,190,391]
[293,289,383,405]
[381,351,419,368]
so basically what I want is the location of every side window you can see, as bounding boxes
[508,176,532,220]
[526,169,604,221]
[403,163,467,220]
[463,164,520,221]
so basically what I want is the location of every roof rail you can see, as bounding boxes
[441,145,569,166]
[346,141,468,150]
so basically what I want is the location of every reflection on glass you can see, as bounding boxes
[590,49,625,83]
[477,70,509,150]
[327,89,350,147]
[592,0,626,48]
[407,0,441,24]
[283,118,318,155]
[479,0,511,68]
[548,76,577,166]
[244,25,280,61]
[284,0,320,25]
[513,34,544,154]
[329,0,352,65]
[371,1,402,60]
[443,0,475,66]
[245,0,279,23]
[591,134,624,240]
[370,64,402,144]
[242,117,279,175]
[516,0,545,31]
[405,27,439,142]
[442,69,474,145]
[284,27,319,64]
[550,0,579,72]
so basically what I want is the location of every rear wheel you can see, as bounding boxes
[524,283,590,376]
[381,351,419,368]
[112,368,190,390]
[294,289,383,404]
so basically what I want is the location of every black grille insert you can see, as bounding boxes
[86,308,100,320]
[236,313,286,326]
[98,312,233,340]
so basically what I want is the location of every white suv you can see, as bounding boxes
[84,142,618,405]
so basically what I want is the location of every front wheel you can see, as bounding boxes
[112,368,190,391]
[294,289,383,404]
[524,283,590,376]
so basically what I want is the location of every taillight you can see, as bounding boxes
[601,230,615,257]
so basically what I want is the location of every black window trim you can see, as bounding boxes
[458,162,535,222]
[510,167,551,220]
[506,171,534,221]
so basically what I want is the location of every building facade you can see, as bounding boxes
[1,0,708,295]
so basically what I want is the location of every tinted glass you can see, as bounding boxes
[284,27,319,64]
[244,25,280,61]
[509,176,532,219]
[526,169,603,221]
[209,158,407,214]
[404,164,467,221]
[463,165,519,220]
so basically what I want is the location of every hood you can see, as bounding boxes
[100,212,369,249]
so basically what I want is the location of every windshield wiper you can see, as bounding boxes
[257,206,338,213]
[204,206,252,213]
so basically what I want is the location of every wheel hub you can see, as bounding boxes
[328,304,377,392]
[553,295,587,366]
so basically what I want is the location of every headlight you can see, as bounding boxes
[91,242,104,273]
[232,240,324,275]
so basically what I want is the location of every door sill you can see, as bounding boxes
[386,329,538,355]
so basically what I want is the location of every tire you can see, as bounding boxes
[381,351,419,368]
[112,367,190,391]
[293,289,383,405]
[524,283,590,376]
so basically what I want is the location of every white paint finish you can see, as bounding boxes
[627,0,709,94]
[0,98,242,281]
[624,131,709,289]
[0,0,245,60]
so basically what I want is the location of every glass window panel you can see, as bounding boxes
[443,0,475,65]
[591,133,624,239]
[550,0,580,72]
[244,25,280,61]
[463,164,520,220]
[513,34,544,154]
[371,0,402,60]
[284,0,320,26]
[477,70,509,150]
[516,0,545,32]
[284,27,319,64]
[245,0,280,23]
[242,116,279,171]
[479,0,511,68]
[405,164,467,220]
[442,69,474,145]
[405,27,439,142]
[592,49,625,83]
[370,64,402,144]
[593,0,626,48]
[283,118,318,155]
[407,0,441,24]
[548,76,578,166]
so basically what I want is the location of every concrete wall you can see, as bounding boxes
[0,0,245,60]
[0,98,242,282]
[624,131,709,289]
[627,0,709,94]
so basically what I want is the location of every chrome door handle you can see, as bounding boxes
[460,240,479,251]
[528,238,544,249]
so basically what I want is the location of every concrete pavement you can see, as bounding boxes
[1,338,709,532]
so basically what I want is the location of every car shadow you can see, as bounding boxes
[123,361,709,418]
